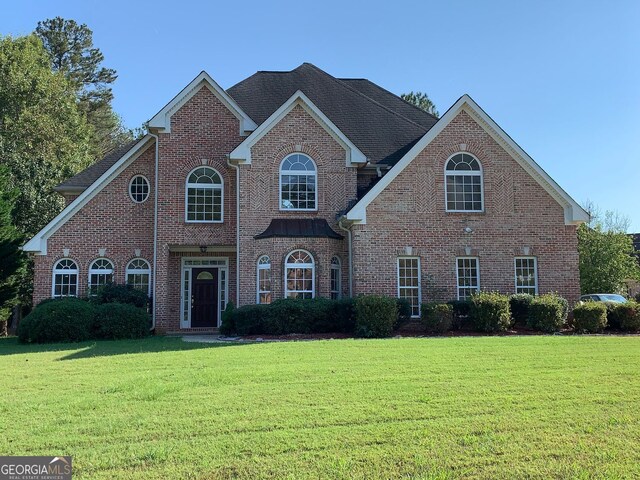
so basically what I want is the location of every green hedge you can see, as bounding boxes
[421,303,453,334]
[572,302,607,333]
[469,292,511,333]
[18,298,96,343]
[89,283,150,309]
[527,294,567,333]
[606,301,640,331]
[354,295,397,338]
[509,294,534,326]
[93,303,150,339]
[447,300,472,330]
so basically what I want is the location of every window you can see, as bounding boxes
[129,175,150,203]
[457,257,480,300]
[285,250,315,299]
[185,167,223,222]
[398,257,421,317]
[52,259,78,298]
[515,257,538,294]
[445,153,483,212]
[280,154,317,210]
[330,256,341,300]
[88,258,114,295]
[257,255,272,304]
[126,258,151,295]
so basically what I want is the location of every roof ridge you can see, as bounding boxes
[300,63,430,132]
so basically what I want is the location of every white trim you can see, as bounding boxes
[456,256,480,300]
[51,258,79,298]
[88,258,114,295]
[256,255,272,304]
[23,136,154,254]
[278,153,318,212]
[229,90,367,166]
[180,257,229,329]
[514,256,538,295]
[128,174,151,203]
[184,166,224,223]
[126,258,152,295]
[444,152,484,213]
[284,249,316,299]
[148,71,257,135]
[346,94,589,225]
[397,256,422,317]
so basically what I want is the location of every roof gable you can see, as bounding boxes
[346,94,589,226]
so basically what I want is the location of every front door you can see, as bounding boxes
[191,268,218,327]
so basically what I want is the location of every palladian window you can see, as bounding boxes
[445,153,483,212]
[52,259,78,298]
[285,250,315,299]
[280,154,317,210]
[186,166,223,222]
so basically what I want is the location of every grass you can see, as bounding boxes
[1,335,639,479]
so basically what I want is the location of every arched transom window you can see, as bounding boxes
[186,166,223,222]
[330,256,341,300]
[445,153,483,212]
[88,258,114,295]
[257,255,272,304]
[280,154,317,211]
[52,259,79,298]
[126,258,151,295]
[285,250,315,299]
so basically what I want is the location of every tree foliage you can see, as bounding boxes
[400,91,439,117]
[577,201,640,294]
[35,17,132,158]
[0,165,23,322]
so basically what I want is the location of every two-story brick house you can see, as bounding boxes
[24,63,588,333]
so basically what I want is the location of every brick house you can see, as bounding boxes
[24,63,589,333]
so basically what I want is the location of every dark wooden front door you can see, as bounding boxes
[191,268,218,328]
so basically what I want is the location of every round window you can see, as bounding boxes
[129,175,150,203]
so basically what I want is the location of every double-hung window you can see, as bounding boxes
[456,257,479,300]
[445,153,483,212]
[52,259,79,298]
[515,257,538,294]
[88,258,114,295]
[398,257,421,317]
[280,154,317,210]
[257,255,272,304]
[186,167,223,222]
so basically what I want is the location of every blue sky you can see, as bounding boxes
[3,1,639,230]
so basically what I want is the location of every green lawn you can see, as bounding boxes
[1,336,639,479]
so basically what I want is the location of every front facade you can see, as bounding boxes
[25,64,589,332]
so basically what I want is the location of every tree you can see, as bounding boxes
[577,200,640,294]
[401,91,439,117]
[0,166,23,328]
[35,17,132,158]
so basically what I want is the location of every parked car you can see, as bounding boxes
[579,294,627,303]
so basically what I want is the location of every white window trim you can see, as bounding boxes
[444,152,484,213]
[125,258,152,295]
[256,255,272,304]
[397,256,422,317]
[456,257,480,300]
[330,256,342,300]
[185,166,224,224]
[128,174,151,203]
[514,256,538,295]
[284,249,316,299]
[180,257,229,329]
[51,259,79,298]
[279,154,318,212]
[88,258,114,295]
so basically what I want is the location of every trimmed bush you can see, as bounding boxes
[395,298,412,329]
[219,302,236,336]
[606,301,640,331]
[572,302,607,333]
[447,299,472,329]
[233,304,270,335]
[93,303,150,339]
[18,298,95,343]
[329,298,356,333]
[354,295,398,338]
[509,294,533,326]
[90,283,149,309]
[469,292,511,333]
[421,303,453,333]
[266,298,329,334]
[527,294,566,333]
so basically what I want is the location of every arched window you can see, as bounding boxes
[445,153,483,212]
[88,258,114,295]
[52,259,78,298]
[126,258,151,295]
[129,175,150,203]
[280,154,317,210]
[285,250,315,299]
[185,166,223,222]
[330,256,341,300]
[257,255,272,304]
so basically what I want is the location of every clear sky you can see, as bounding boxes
[3,1,639,230]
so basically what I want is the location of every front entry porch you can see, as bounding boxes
[180,257,229,329]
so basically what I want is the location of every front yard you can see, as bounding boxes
[1,336,639,479]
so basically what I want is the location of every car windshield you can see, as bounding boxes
[600,294,627,303]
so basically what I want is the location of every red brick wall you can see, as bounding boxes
[351,110,580,304]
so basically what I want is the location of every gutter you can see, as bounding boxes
[337,217,354,297]
[226,155,241,306]
[148,132,159,331]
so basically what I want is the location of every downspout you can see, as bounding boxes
[226,155,240,306]
[338,217,353,297]
[148,132,159,331]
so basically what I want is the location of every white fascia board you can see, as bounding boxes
[147,71,257,135]
[23,136,154,255]
[346,94,589,225]
[229,90,367,167]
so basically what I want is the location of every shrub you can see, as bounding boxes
[572,302,607,333]
[621,309,640,332]
[93,303,150,339]
[550,293,569,322]
[509,294,533,326]
[447,299,472,329]
[232,304,270,335]
[219,302,236,336]
[606,301,640,331]
[469,291,511,333]
[18,298,95,343]
[354,295,398,338]
[527,294,566,333]
[395,298,413,329]
[266,298,326,334]
[91,283,149,309]
[329,298,356,333]
[421,303,453,333]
